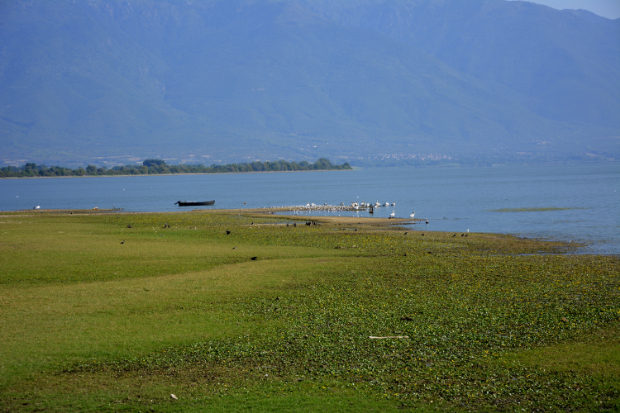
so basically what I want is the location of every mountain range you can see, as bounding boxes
[0,0,618,166]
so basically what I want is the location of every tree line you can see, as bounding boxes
[0,158,352,178]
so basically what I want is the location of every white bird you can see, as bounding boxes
[34,205,40,210]
[409,212,415,218]
[391,202,395,206]
[390,211,395,218]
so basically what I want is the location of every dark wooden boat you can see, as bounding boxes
[175,200,215,206]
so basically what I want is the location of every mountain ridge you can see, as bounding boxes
[0,0,618,167]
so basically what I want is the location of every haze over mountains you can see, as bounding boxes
[0,0,618,167]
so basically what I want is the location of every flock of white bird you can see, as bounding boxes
[267,200,416,220]
[349,200,415,219]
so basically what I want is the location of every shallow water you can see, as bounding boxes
[1,163,618,255]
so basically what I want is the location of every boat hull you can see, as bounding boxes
[175,200,215,206]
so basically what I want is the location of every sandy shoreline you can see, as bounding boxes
[3,206,418,225]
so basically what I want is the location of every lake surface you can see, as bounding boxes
[1,163,618,255]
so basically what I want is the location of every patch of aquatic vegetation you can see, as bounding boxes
[71,248,619,411]
[489,207,585,212]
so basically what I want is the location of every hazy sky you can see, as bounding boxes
[511,0,620,19]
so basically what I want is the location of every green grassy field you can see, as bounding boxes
[0,210,618,412]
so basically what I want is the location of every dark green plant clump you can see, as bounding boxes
[490,207,585,212]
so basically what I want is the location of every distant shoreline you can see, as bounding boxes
[0,168,356,180]
[1,158,352,179]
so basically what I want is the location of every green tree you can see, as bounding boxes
[143,159,167,167]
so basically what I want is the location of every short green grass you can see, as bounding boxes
[0,210,618,412]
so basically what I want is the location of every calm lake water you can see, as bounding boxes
[1,163,618,255]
